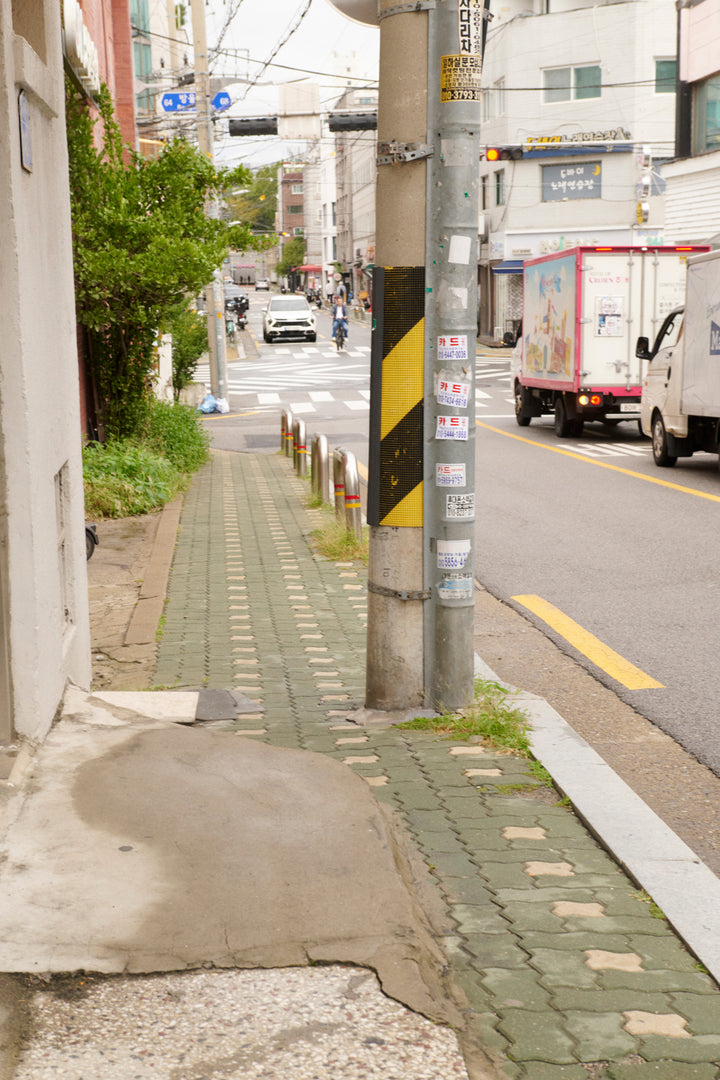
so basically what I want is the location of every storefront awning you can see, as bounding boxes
[293,264,322,272]
[492,260,524,275]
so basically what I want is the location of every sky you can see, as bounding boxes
[203,0,380,168]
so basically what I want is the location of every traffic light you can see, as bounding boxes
[228,117,279,137]
[328,111,377,131]
[484,146,523,161]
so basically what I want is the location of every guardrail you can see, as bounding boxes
[282,412,363,541]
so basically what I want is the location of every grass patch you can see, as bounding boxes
[310,510,368,564]
[398,678,531,755]
[83,400,209,519]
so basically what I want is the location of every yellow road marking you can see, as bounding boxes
[512,594,664,690]
[476,421,720,505]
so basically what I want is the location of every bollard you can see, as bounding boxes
[293,418,308,476]
[333,447,362,541]
[332,447,346,519]
[311,433,331,503]
[342,449,362,542]
[281,408,294,457]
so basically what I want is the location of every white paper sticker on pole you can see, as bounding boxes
[437,539,471,570]
[436,463,466,487]
[437,377,470,408]
[448,235,472,265]
[436,415,468,440]
[437,336,469,362]
[446,493,475,519]
[437,573,473,600]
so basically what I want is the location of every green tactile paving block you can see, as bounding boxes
[553,990,676,1015]
[463,933,533,970]
[640,1034,720,1064]
[525,948,605,989]
[600,969,718,994]
[424,851,485,879]
[409,830,469,854]
[618,936,705,972]
[481,967,553,1012]
[440,878,499,906]
[607,1063,720,1079]
[670,993,720,1034]
[451,904,517,936]
[517,1064,589,1080]
[499,903,570,934]
[497,1010,577,1063]
[464,1010,512,1056]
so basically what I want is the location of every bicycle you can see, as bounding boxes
[335,323,345,352]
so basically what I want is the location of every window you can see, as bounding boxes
[293,227,304,236]
[693,73,720,153]
[655,59,676,94]
[481,174,488,211]
[288,205,303,214]
[482,78,505,121]
[291,183,303,194]
[495,169,505,206]
[543,65,601,103]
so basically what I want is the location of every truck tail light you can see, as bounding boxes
[578,393,603,406]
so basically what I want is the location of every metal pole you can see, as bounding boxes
[293,418,307,476]
[333,448,346,519]
[342,450,362,542]
[190,0,228,403]
[365,1,429,711]
[423,0,484,711]
[311,434,331,503]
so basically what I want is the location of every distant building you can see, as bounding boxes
[663,0,720,243]
[478,0,677,338]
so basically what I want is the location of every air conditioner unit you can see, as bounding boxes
[478,212,488,240]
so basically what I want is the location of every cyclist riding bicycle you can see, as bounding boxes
[331,296,349,345]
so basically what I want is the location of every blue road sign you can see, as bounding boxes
[161,91,197,113]
[212,91,232,112]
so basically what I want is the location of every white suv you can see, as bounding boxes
[262,296,317,343]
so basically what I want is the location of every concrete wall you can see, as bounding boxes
[1,0,91,740]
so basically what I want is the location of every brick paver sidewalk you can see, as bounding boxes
[155,449,720,1080]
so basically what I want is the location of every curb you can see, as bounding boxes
[475,654,720,987]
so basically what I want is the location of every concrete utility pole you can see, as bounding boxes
[348,0,485,713]
[190,0,228,402]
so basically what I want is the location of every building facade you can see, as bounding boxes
[478,0,678,337]
[0,0,106,742]
[663,0,720,243]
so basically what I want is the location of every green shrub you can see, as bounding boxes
[164,301,209,399]
[141,399,210,473]
[83,440,183,519]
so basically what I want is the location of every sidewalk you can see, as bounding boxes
[4,449,720,1078]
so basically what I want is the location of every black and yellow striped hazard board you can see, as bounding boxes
[367,267,425,527]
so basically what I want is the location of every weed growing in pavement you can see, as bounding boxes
[310,511,368,564]
[633,889,667,921]
[527,760,554,788]
[399,678,531,754]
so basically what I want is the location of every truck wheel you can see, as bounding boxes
[554,397,572,438]
[514,383,531,427]
[652,413,677,467]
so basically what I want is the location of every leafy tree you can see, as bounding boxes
[276,236,307,277]
[66,82,254,438]
[226,162,278,237]
[163,301,209,400]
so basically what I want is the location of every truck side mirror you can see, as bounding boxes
[636,336,651,360]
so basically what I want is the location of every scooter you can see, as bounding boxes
[315,296,322,310]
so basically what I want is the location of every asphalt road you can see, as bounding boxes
[201,294,720,784]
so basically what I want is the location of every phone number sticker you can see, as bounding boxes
[436,463,466,487]
[446,493,475,519]
[437,378,470,408]
[437,539,471,570]
[441,55,483,102]
[436,415,468,440]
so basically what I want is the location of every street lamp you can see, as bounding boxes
[321,0,378,26]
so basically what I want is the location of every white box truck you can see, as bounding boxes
[512,246,708,438]
[639,248,720,467]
